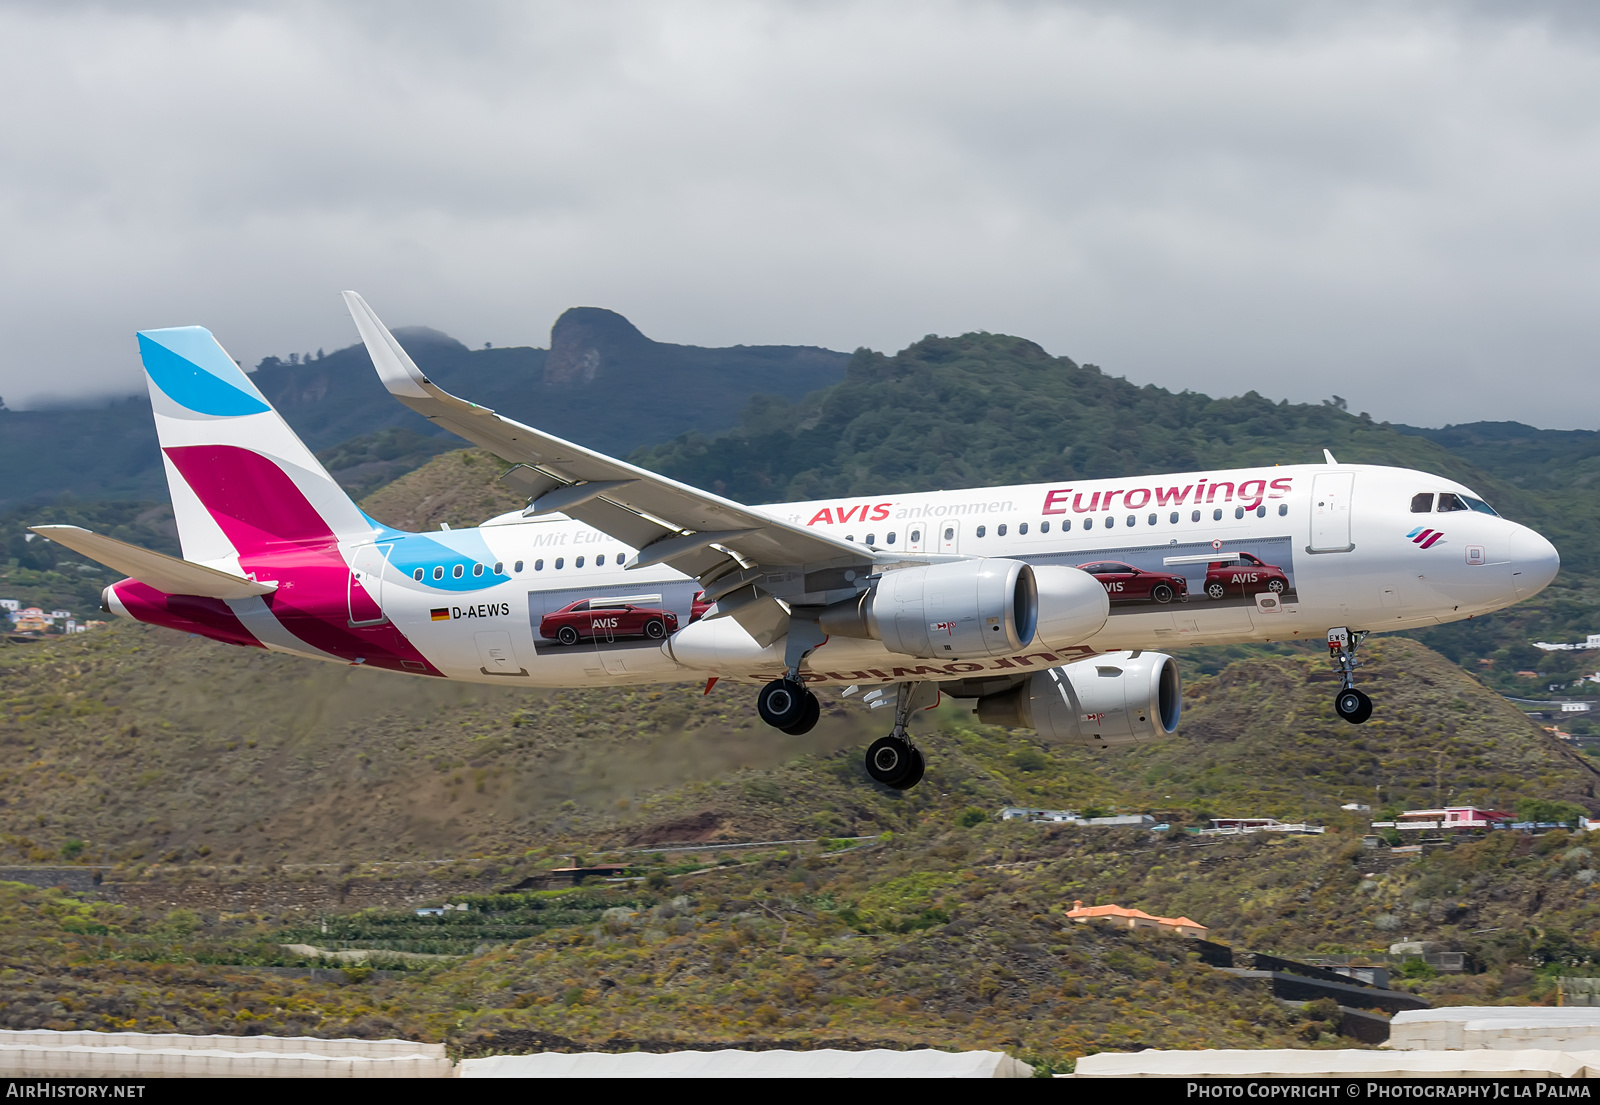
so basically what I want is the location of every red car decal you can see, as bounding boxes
[540,599,679,645]
[1202,552,1289,600]
[1074,561,1188,605]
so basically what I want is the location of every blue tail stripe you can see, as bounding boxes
[137,328,270,418]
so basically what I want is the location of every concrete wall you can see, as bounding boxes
[1390,1008,1600,1051]
[0,1030,451,1078]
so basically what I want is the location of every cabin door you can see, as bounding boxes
[1309,472,1355,553]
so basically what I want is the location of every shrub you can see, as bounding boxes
[958,808,987,828]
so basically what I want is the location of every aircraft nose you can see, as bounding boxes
[1510,526,1560,598]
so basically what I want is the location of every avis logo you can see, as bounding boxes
[1406,527,1444,549]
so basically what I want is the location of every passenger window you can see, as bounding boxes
[910,529,922,543]
[1437,493,1468,512]
[1105,517,1115,529]
[412,568,424,581]
[976,525,986,538]
[472,563,484,577]
[1213,509,1223,521]
[1277,504,1288,517]
[997,524,1007,537]
[943,527,954,541]
[865,533,876,545]
[1040,521,1050,533]
[1018,523,1028,535]
[617,554,626,565]
[1256,505,1266,518]
[555,558,564,569]
[452,564,464,578]
[1410,493,1434,513]
[1234,507,1244,520]
[1147,513,1156,525]
[845,535,854,542]
[1125,515,1135,527]
[515,560,524,573]
[1169,512,1179,524]
[1191,510,1201,522]
[1083,518,1093,530]
[886,532,896,545]
[597,554,606,566]
[575,556,585,568]
[432,566,443,580]
[534,559,543,571]
[493,561,503,575]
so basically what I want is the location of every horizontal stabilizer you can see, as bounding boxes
[29,526,277,600]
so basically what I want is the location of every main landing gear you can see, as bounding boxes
[1328,626,1373,724]
[863,682,933,791]
[755,618,828,736]
[757,677,820,735]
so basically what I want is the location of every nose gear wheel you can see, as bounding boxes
[1327,627,1372,725]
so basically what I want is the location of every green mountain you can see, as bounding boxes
[0,309,849,510]
[4,388,1600,1061]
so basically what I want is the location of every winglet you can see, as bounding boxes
[341,291,435,401]
[1323,449,1338,465]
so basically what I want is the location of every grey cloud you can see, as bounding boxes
[0,0,1596,430]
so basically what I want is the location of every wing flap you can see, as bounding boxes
[30,525,277,600]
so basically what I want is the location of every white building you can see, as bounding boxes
[0,599,17,613]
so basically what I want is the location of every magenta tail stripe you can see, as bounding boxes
[159,443,444,677]
[113,580,264,650]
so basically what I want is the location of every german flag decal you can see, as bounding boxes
[430,608,450,622]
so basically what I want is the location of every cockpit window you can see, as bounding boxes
[1463,495,1498,516]
[1410,493,1434,513]
[1437,493,1468,512]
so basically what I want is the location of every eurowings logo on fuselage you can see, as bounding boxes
[1407,527,1444,549]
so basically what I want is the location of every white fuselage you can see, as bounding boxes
[319,462,1556,689]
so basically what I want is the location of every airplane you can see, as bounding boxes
[33,293,1561,791]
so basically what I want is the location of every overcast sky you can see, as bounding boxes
[1,1,1596,428]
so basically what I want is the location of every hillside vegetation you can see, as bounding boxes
[0,619,1588,869]
[1,550,1598,1062]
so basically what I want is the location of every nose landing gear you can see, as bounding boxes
[1328,626,1373,724]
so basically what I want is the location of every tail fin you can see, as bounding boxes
[138,326,374,565]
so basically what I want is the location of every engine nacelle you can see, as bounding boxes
[974,652,1181,748]
[819,558,1109,659]
[820,557,1036,659]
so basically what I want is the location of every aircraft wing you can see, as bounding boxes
[342,292,863,587]
[30,525,277,600]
